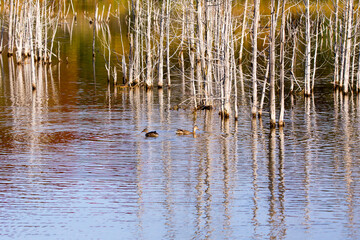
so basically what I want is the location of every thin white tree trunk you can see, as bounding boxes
[239,0,248,96]
[333,0,339,87]
[259,58,269,118]
[8,0,14,56]
[145,0,153,88]
[343,0,354,94]
[290,28,297,93]
[251,0,259,118]
[205,1,213,107]
[311,4,319,92]
[304,0,311,96]
[269,0,277,127]
[279,0,287,127]
[166,0,171,87]
[133,0,140,84]
[158,0,166,88]
[220,0,232,118]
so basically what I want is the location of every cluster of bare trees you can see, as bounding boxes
[0,0,65,90]
[124,0,239,119]
[117,0,360,127]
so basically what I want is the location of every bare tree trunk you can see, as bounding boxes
[251,0,259,118]
[304,0,311,96]
[188,2,196,106]
[133,0,140,85]
[166,0,171,87]
[239,0,248,96]
[290,27,297,93]
[180,5,186,87]
[269,0,277,128]
[93,5,97,58]
[333,0,339,88]
[8,0,14,56]
[28,13,36,90]
[279,0,287,127]
[259,58,269,118]
[145,0,153,89]
[311,3,319,92]
[220,0,232,119]
[343,0,354,94]
[196,0,205,97]
[351,24,357,90]
[158,0,166,88]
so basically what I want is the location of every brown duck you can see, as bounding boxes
[176,125,199,135]
[142,128,159,137]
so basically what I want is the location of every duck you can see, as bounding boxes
[142,128,159,137]
[176,125,199,135]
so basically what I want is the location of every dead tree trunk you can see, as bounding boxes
[158,0,166,88]
[269,0,277,128]
[145,0,153,89]
[343,0,354,94]
[251,0,259,118]
[279,0,287,127]
[304,0,311,96]
[333,0,339,88]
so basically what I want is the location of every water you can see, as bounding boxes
[0,19,360,240]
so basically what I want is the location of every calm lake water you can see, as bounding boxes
[0,16,360,240]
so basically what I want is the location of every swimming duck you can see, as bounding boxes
[176,125,199,135]
[142,128,159,137]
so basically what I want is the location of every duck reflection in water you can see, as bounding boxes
[141,128,159,137]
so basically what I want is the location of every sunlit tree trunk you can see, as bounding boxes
[290,27,297,93]
[158,0,166,88]
[269,0,276,128]
[251,0,259,118]
[133,0,140,85]
[333,0,339,88]
[180,5,186,86]
[204,1,213,107]
[28,13,36,90]
[239,0,248,96]
[145,0,153,89]
[279,0,287,127]
[8,0,14,56]
[166,0,171,87]
[188,1,196,106]
[343,0,353,94]
[311,2,319,92]
[304,0,311,96]
[220,0,232,119]
[196,0,205,96]
[259,58,269,118]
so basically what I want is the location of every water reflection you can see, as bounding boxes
[251,119,259,238]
